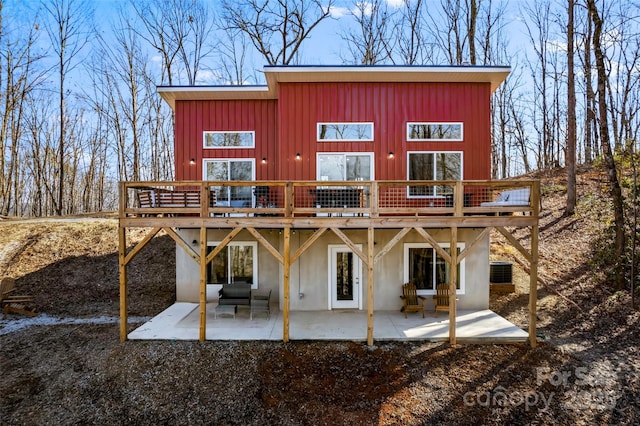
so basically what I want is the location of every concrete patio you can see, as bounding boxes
[128,303,529,343]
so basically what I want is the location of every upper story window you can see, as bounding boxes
[204,131,255,148]
[317,123,374,141]
[204,158,255,207]
[407,151,462,197]
[407,123,463,141]
[317,153,373,181]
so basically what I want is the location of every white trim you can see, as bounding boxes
[406,151,463,198]
[158,65,510,108]
[403,242,466,295]
[317,122,374,142]
[265,65,511,75]
[316,152,375,181]
[203,158,256,208]
[202,158,256,180]
[206,241,259,289]
[203,131,255,149]
[328,244,363,310]
[407,122,463,142]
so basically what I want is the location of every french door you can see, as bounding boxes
[328,245,362,309]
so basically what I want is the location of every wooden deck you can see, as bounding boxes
[120,180,539,229]
[118,180,540,347]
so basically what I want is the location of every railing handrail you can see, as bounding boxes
[120,179,539,219]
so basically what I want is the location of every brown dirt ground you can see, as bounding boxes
[0,167,638,425]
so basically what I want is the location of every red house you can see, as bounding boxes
[119,66,540,346]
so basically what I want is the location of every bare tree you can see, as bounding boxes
[432,0,466,64]
[42,0,92,215]
[222,0,334,66]
[396,0,427,64]
[523,0,555,170]
[582,5,597,163]
[476,0,508,65]
[130,0,214,85]
[341,0,395,64]
[0,4,46,216]
[566,0,576,216]
[467,0,478,64]
[218,28,251,85]
[587,0,626,290]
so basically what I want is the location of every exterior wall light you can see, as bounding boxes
[388,152,394,159]
[262,157,267,164]
[296,153,301,160]
[190,158,196,165]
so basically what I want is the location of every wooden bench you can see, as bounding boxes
[136,188,217,208]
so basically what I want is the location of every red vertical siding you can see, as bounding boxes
[174,99,278,181]
[276,82,492,181]
[173,81,492,182]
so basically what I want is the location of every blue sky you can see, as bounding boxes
[7,0,536,87]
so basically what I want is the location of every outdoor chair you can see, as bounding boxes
[250,289,271,320]
[400,282,426,318]
[1,277,37,319]
[433,283,452,313]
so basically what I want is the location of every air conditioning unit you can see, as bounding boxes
[490,261,514,293]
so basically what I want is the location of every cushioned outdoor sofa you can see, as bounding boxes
[218,283,252,305]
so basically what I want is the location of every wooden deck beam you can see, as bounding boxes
[449,226,458,346]
[117,180,540,347]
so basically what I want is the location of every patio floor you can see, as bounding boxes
[127,303,529,343]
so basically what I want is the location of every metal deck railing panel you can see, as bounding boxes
[120,180,539,220]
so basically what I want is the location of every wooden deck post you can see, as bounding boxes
[118,226,128,343]
[449,226,458,345]
[529,224,539,347]
[199,226,207,342]
[283,227,291,342]
[367,227,375,345]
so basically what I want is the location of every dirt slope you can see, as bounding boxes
[0,168,638,425]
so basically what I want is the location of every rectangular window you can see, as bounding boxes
[316,153,372,212]
[204,159,254,206]
[407,123,463,141]
[404,243,465,294]
[407,152,462,197]
[317,153,373,181]
[207,242,258,289]
[204,131,255,148]
[317,123,374,141]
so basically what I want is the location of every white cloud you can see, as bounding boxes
[325,5,350,18]
[353,2,374,17]
[195,70,219,85]
[385,0,405,8]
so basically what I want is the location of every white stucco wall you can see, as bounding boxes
[175,227,490,311]
[175,228,280,303]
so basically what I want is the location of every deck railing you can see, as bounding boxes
[120,180,540,219]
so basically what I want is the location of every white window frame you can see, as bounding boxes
[403,242,466,295]
[203,131,255,149]
[203,158,256,207]
[406,151,463,198]
[207,241,258,289]
[317,122,374,142]
[316,152,375,181]
[407,122,463,141]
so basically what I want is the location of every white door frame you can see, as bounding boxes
[327,244,362,310]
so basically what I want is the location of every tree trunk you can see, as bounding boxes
[587,0,626,290]
[566,0,576,216]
